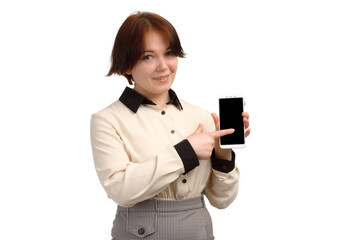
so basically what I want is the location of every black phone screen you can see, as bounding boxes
[219,97,245,145]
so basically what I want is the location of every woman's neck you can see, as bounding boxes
[148,92,170,107]
[133,86,170,108]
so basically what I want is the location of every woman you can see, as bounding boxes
[90,11,251,240]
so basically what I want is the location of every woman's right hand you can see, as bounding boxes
[186,124,234,160]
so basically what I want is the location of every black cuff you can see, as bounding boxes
[174,139,199,174]
[211,150,236,173]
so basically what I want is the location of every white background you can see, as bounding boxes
[1,0,359,239]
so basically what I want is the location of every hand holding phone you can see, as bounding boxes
[218,95,245,149]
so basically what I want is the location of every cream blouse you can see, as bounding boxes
[90,87,240,208]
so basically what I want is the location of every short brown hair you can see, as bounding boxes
[107,12,186,84]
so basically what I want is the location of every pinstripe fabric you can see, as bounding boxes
[111,196,215,240]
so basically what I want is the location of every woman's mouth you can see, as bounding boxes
[153,74,170,82]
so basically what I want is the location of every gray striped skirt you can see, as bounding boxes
[111,195,215,240]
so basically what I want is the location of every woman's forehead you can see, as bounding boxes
[143,31,170,51]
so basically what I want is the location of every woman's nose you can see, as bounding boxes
[156,57,168,71]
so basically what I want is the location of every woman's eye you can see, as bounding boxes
[166,51,174,56]
[143,55,152,60]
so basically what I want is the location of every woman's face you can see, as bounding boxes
[128,31,178,102]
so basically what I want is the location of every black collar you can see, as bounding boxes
[119,87,183,113]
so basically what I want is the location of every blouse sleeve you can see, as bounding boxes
[90,113,199,208]
[202,112,240,209]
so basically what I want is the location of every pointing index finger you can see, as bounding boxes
[210,128,235,139]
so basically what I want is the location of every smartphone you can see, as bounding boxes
[218,95,245,149]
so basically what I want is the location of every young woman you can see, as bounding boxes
[90,11,251,240]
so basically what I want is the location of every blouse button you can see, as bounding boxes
[182,179,187,184]
[170,130,175,134]
[161,110,166,115]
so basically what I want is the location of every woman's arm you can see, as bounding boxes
[90,113,198,207]
[203,111,249,209]
[204,153,240,209]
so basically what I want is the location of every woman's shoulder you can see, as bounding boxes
[180,99,206,112]
[91,100,127,120]
[179,99,215,132]
[179,99,213,121]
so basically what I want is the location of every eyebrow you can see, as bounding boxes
[142,47,171,53]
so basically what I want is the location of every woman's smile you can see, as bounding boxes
[153,74,170,82]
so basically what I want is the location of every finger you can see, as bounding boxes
[196,124,204,134]
[244,100,246,106]
[194,123,204,134]
[243,117,250,129]
[242,112,249,119]
[211,113,220,131]
[245,128,251,138]
[210,128,235,139]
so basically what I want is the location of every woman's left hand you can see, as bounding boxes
[211,106,251,161]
